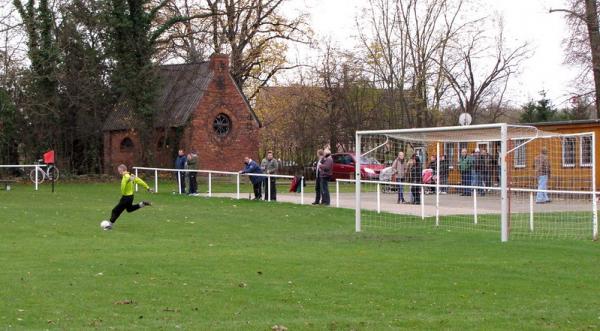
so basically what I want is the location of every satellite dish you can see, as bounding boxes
[459,113,472,126]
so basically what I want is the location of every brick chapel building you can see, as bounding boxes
[102,54,262,172]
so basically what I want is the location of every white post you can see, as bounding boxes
[376,183,381,214]
[592,131,598,240]
[135,168,139,192]
[500,124,509,242]
[300,177,305,205]
[208,172,212,197]
[35,165,39,191]
[473,189,478,225]
[267,176,271,201]
[336,180,340,208]
[177,171,182,194]
[436,142,440,226]
[529,192,534,232]
[420,186,425,220]
[355,133,362,232]
[154,169,158,193]
[236,173,240,200]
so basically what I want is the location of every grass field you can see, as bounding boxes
[1,183,600,330]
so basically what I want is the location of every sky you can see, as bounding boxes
[288,0,577,107]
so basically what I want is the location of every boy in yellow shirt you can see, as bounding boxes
[105,164,153,230]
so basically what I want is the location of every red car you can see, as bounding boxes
[330,153,386,180]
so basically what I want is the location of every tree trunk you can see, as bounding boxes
[585,0,600,118]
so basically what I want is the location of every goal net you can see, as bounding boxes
[353,124,598,241]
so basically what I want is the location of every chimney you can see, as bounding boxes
[209,53,230,72]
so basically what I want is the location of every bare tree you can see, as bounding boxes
[157,0,311,100]
[550,0,600,118]
[357,0,467,128]
[155,0,213,63]
[441,18,530,123]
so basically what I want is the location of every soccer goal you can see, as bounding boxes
[353,123,598,241]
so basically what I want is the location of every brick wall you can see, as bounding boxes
[182,55,260,172]
[103,130,141,173]
[104,54,260,173]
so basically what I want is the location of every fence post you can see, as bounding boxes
[208,172,212,197]
[177,171,182,194]
[473,189,478,225]
[529,192,534,232]
[436,142,440,226]
[377,183,381,214]
[135,168,139,192]
[267,176,271,201]
[300,177,304,205]
[154,169,158,193]
[592,131,598,241]
[336,180,340,208]
[35,165,39,191]
[236,173,240,200]
[420,186,425,220]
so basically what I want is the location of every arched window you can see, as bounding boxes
[213,113,231,137]
[120,137,134,152]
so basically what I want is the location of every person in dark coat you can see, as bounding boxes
[240,156,263,200]
[409,154,422,204]
[312,149,325,205]
[175,149,187,194]
[318,149,333,206]
[439,154,450,194]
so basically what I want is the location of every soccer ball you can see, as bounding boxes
[100,220,112,230]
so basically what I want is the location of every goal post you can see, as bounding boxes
[354,123,597,241]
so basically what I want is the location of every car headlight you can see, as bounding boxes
[364,168,375,174]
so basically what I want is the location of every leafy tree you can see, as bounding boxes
[105,0,213,163]
[0,88,18,166]
[13,0,61,158]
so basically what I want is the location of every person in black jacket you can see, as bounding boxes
[175,149,187,194]
[409,154,422,204]
[439,154,450,194]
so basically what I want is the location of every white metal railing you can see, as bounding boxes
[336,178,599,238]
[0,164,47,191]
[132,166,304,204]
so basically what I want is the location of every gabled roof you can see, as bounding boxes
[103,62,261,131]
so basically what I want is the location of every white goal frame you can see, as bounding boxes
[354,123,598,242]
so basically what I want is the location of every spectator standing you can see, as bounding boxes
[439,154,450,194]
[187,151,198,195]
[534,147,551,203]
[426,155,437,194]
[318,149,333,206]
[175,149,187,194]
[240,157,264,200]
[472,148,485,196]
[261,151,279,201]
[391,152,407,203]
[459,148,472,196]
[409,154,422,204]
[312,149,325,205]
[480,149,493,191]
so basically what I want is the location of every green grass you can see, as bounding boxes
[1,183,600,330]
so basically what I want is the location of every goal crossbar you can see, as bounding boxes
[357,123,559,143]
